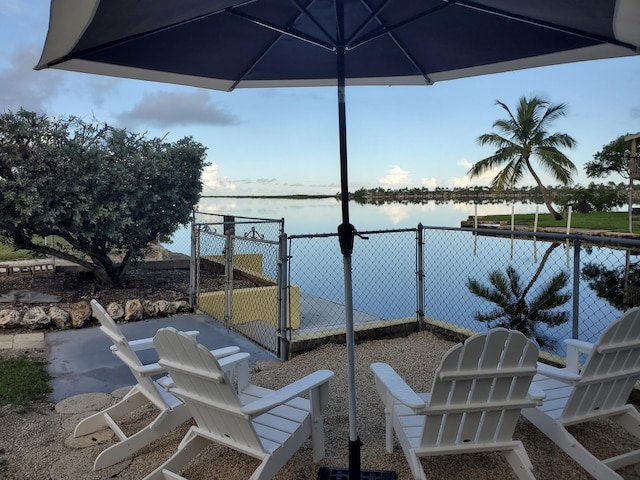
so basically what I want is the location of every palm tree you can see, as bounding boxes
[469,96,577,220]
[467,243,571,350]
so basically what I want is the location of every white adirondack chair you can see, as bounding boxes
[371,328,542,480]
[145,327,334,480]
[75,299,245,470]
[522,307,640,479]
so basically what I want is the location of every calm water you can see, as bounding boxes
[167,197,625,352]
[194,196,544,234]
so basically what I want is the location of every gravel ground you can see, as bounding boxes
[2,330,640,480]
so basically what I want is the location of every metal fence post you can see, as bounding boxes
[572,237,581,339]
[278,233,290,361]
[416,223,425,330]
[189,219,197,309]
[223,216,235,329]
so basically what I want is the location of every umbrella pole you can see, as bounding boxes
[335,2,361,478]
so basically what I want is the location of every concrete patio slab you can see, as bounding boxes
[45,313,277,402]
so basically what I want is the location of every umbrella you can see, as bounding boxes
[35,2,640,478]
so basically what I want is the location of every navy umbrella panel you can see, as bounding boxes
[37,0,640,89]
[36,1,640,478]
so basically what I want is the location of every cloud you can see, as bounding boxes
[446,157,497,188]
[0,45,64,112]
[379,164,411,186]
[116,90,239,128]
[256,178,278,185]
[421,177,437,189]
[201,162,237,194]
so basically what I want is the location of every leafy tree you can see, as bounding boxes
[555,182,624,212]
[585,135,638,180]
[585,135,639,229]
[0,109,207,285]
[468,96,577,220]
[467,243,570,350]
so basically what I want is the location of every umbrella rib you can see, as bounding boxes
[349,0,441,84]
[289,0,337,47]
[452,0,638,51]
[39,6,241,69]
[347,2,452,50]
[227,8,335,51]
[345,0,393,46]
[225,4,336,89]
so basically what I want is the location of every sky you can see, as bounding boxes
[1,1,640,197]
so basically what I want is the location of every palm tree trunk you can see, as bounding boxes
[519,242,561,301]
[526,159,563,220]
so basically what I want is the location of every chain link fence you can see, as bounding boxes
[191,214,640,361]
[192,213,285,355]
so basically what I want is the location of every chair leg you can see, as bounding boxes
[143,429,210,480]
[523,408,622,480]
[503,444,536,480]
[74,388,147,438]
[407,451,427,480]
[93,403,193,470]
[611,406,640,439]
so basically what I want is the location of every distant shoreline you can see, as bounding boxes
[201,195,337,199]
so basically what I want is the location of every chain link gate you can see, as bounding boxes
[192,213,285,357]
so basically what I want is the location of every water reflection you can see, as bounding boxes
[167,198,637,356]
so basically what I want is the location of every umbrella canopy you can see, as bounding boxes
[36,0,640,89]
[35,2,640,478]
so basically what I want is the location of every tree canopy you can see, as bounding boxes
[0,109,208,285]
[468,95,577,220]
[585,134,638,180]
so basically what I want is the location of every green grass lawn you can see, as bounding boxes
[477,211,640,234]
[0,242,35,262]
[0,357,52,409]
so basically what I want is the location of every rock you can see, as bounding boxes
[106,302,124,321]
[55,392,113,415]
[143,299,157,318]
[49,306,71,329]
[21,306,51,329]
[124,299,143,321]
[173,300,191,313]
[155,299,176,317]
[70,301,91,328]
[0,309,21,328]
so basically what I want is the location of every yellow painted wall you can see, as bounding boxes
[199,285,300,329]
[208,253,265,276]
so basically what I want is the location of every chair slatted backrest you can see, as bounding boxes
[422,328,539,447]
[90,300,168,409]
[563,307,640,421]
[153,327,265,455]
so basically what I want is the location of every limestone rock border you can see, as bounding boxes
[0,299,192,330]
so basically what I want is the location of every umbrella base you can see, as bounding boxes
[317,467,397,480]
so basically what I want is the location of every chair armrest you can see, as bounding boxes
[370,362,425,410]
[241,369,334,415]
[527,384,546,404]
[211,346,241,358]
[536,361,581,383]
[564,339,594,373]
[218,352,251,372]
[112,330,199,353]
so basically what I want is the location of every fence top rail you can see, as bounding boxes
[438,225,640,248]
[195,211,284,225]
[288,227,417,240]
